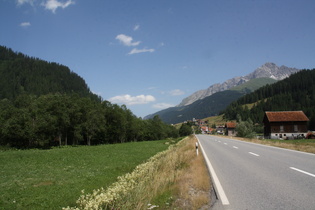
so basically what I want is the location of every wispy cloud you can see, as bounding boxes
[16,0,74,13]
[152,103,174,109]
[109,94,156,105]
[161,89,185,96]
[42,0,74,13]
[181,65,188,69]
[128,48,155,55]
[20,22,31,27]
[116,34,140,47]
[17,0,35,6]
[159,42,165,47]
[148,86,158,90]
[133,24,140,31]
[169,89,185,96]
[115,33,156,55]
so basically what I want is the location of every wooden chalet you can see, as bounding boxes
[263,111,309,139]
[225,122,237,136]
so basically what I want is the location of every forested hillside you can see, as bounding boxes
[0,94,179,148]
[0,46,179,148]
[223,69,315,129]
[0,46,99,101]
[147,90,245,124]
[146,78,276,124]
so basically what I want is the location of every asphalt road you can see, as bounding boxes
[196,134,315,210]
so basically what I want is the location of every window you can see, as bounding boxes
[280,125,284,132]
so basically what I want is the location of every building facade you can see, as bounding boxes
[263,111,309,139]
[225,122,237,136]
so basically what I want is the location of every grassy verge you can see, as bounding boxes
[0,140,171,209]
[224,136,315,154]
[169,135,211,209]
[66,135,211,209]
[144,135,211,209]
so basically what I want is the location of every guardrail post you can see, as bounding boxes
[196,142,199,156]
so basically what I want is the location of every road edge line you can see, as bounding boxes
[196,135,230,205]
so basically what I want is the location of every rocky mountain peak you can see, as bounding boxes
[177,62,300,107]
[245,62,299,80]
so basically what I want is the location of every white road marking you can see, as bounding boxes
[249,152,260,156]
[233,146,238,149]
[197,137,230,205]
[225,137,315,156]
[290,167,315,178]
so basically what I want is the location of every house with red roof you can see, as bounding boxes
[225,122,237,136]
[200,126,209,134]
[263,111,309,139]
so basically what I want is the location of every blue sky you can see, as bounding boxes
[1,0,315,117]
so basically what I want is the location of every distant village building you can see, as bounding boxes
[263,111,309,139]
[200,126,209,134]
[225,122,237,136]
[216,125,225,135]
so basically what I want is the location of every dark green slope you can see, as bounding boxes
[145,90,245,124]
[0,46,99,101]
[145,77,277,124]
[223,69,315,129]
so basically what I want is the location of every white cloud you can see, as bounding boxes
[20,22,31,27]
[153,103,174,109]
[116,34,140,47]
[42,0,74,13]
[159,42,165,47]
[169,89,185,96]
[181,66,188,69]
[133,24,140,31]
[109,94,156,105]
[148,86,158,90]
[17,0,35,6]
[161,89,185,96]
[115,33,155,55]
[128,48,155,55]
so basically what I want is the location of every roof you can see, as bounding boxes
[265,111,309,122]
[226,122,236,128]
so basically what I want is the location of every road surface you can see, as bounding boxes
[196,134,315,210]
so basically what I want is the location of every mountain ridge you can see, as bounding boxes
[177,62,300,107]
[144,77,277,124]
[145,63,301,124]
[222,69,315,129]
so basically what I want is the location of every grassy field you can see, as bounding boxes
[226,136,315,154]
[66,135,211,210]
[0,140,171,209]
[203,114,226,125]
[257,138,315,153]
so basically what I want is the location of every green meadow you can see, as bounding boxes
[0,140,170,209]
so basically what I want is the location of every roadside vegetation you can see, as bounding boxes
[0,136,211,209]
[0,140,170,209]
[231,136,315,154]
[65,135,211,210]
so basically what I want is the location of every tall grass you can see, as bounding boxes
[231,136,315,154]
[66,136,211,209]
[0,140,170,209]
